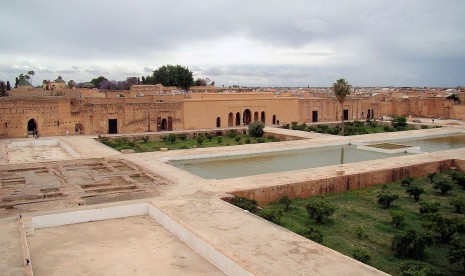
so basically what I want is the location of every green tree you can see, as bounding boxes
[391,229,432,259]
[332,78,351,136]
[423,213,462,243]
[248,121,265,137]
[427,172,437,183]
[433,177,453,195]
[377,193,399,208]
[419,201,440,215]
[90,76,107,88]
[0,81,6,97]
[196,134,205,144]
[151,65,193,91]
[401,176,414,187]
[6,81,11,91]
[27,70,35,86]
[390,210,405,228]
[447,93,461,103]
[406,185,425,202]
[449,239,465,272]
[306,198,336,223]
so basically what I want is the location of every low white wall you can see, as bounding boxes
[147,204,251,276]
[59,140,80,158]
[32,203,147,229]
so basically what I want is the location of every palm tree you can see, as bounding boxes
[27,71,35,87]
[332,78,351,136]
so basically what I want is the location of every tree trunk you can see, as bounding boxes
[340,103,345,136]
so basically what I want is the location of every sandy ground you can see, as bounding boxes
[7,146,72,163]
[27,215,224,276]
[0,217,23,276]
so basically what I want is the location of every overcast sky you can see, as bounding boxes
[1,0,464,87]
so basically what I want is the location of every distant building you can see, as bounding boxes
[42,76,67,90]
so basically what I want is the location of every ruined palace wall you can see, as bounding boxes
[450,104,465,120]
[78,99,184,134]
[232,160,454,205]
[183,97,299,129]
[0,98,83,137]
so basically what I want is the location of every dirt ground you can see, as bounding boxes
[27,216,224,276]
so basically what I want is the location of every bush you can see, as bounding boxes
[167,133,176,144]
[392,116,408,130]
[217,136,223,144]
[390,210,405,228]
[177,133,187,141]
[248,121,265,137]
[419,201,441,215]
[230,196,258,212]
[400,261,444,276]
[160,135,167,142]
[245,138,251,144]
[227,129,237,138]
[205,133,213,142]
[179,145,189,149]
[141,136,150,143]
[258,208,283,224]
[355,225,367,239]
[196,134,205,144]
[450,197,465,214]
[279,195,291,211]
[427,172,437,183]
[256,137,265,143]
[235,136,241,142]
[303,225,324,243]
[421,125,430,129]
[352,248,371,264]
[377,193,399,208]
[306,198,336,223]
[449,238,465,272]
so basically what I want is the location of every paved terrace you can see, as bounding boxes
[1,121,464,275]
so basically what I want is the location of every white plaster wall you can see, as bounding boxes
[147,204,251,276]
[32,203,147,229]
[8,139,59,150]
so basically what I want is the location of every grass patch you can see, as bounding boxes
[97,134,279,152]
[243,172,465,275]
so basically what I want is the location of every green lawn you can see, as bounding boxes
[258,173,465,275]
[97,134,279,152]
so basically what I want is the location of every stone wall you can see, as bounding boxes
[231,159,455,205]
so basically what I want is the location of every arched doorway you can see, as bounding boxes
[161,118,168,131]
[261,111,266,124]
[243,109,252,125]
[272,115,277,124]
[235,112,241,126]
[228,113,233,127]
[253,112,259,122]
[216,117,221,128]
[27,119,37,133]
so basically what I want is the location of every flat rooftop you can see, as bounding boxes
[28,215,224,276]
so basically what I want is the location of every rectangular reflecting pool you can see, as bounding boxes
[169,134,465,180]
[170,145,408,179]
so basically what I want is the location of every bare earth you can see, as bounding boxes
[27,215,224,276]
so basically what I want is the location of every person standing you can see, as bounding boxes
[66,129,69,136]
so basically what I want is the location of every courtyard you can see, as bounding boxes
[1,120,465,275]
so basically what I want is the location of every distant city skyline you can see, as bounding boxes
[1,0,464,87]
